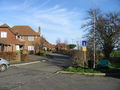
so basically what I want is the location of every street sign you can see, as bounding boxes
[82,41,87,46]
[82,46,87,52]
[82,41,87,67]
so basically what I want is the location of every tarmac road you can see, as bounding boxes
[0,53,120,90]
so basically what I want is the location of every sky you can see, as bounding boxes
[0,0,120,44]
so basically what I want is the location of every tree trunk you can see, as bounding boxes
[103,43,114,59]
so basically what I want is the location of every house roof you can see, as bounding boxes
[40,36,55,49]
[0,39,7,45]
[0,24,10,28]
[0,24,23,45]
[12,25,39,36]
[0,38,22,45]
[56,43,68,49]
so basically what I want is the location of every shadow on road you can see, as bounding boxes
[46,53,72,69]
[99,68,120,79]
[105,73,120,79]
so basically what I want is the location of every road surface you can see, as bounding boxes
[0,53,120,90]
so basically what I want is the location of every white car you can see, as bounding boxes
[0,58,10,72]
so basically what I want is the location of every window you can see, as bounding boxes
[28,46,34,50]
[28,36,34,41]
[16,36,18,39]
[16,45,20,50]
[17,36,24,41]
[1,32,7,38]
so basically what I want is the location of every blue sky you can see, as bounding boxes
[0,0,120,44]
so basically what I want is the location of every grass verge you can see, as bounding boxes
[10,60,21,63]
[109,62,120,70]
[64,67,102,73]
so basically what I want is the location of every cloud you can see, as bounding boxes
[39,0,51,8]
[0,0,84,44]
[23,5,82,33]
[0,0,34,10]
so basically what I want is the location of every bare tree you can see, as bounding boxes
[85,9,120,59]
[56,38,61,45]
[56,38,61,52]
[34,36,46,54]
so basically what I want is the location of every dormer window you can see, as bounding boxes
[28,36,34,41]
[1,32,7,38]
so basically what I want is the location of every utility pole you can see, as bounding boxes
[93,10,96,69]
[76,41,79,50]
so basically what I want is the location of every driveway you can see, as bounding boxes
[0,53,120,90]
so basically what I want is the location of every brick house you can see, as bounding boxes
[12,25,40,53]
[0,24,22,52]
[38,36,56,52]
[56,43,69,51]
[44,41,56,52]
[0,24,54,54]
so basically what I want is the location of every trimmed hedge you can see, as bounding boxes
[0,52,16,61]
[110,50,120,57]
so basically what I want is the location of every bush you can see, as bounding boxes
[40,50,46,56]
[71,50,84,67]
[21,54,28,61]
[70,50,103,68]
[68,44,76,49]
[110,50,120,57]
[16,50,23,53]
[29,50,34,54]
[0,52,16,61]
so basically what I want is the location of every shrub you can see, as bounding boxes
[21,54,28,61]
[16,50,21,53]
[29,50,34,54]
[71,50,84,67]
[110,50,120,57]
[40,50,46,56]
[68,44,76,49]
[0,52,16,61]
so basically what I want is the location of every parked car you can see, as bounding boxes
[0,58,10,72]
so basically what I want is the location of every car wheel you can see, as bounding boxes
[0,64,7,72]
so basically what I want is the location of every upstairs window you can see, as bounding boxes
[28,36,34,41]
[1,32,7,38]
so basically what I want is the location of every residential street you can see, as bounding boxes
[0,53,120,90]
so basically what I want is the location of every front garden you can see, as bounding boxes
[58,50,120,75]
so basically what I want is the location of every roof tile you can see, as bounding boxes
[12,25,39,36]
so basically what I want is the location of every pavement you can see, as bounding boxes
[0,53,120,90]
[10,55,48,65]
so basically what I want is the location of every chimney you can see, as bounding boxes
[38,26,41,35]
